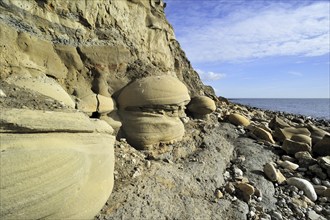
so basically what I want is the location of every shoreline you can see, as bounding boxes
[229,100,330,126]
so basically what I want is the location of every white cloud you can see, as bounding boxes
[288,71,303,76]
[167,1,330,63]
[196,69,226,81]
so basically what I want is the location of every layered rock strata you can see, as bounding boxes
[0,108,115,220]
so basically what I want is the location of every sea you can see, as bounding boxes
[230,98,330,121]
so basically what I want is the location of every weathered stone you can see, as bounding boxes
[251,126,275,144]
[291,134,312,146]
[287,177,317,201]
[274,127,311,143]
[228,113,250,127]
[0,109,115,220]
[117,76,190,110]
[77,93,115,114]
[0,108,113,134]
[120,111,184,150]
[117,76,190,149]
[282,139,311,155]
[317,156,330,177]
[313,185,327,196]
[278,160,299,171]
[5,74,75,108]
[307,124,330,146]
[269,116,290,130]
[187,95,216,116]
[313,134,330,156]
[263,162,286,184]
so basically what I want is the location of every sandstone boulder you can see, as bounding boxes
[250,126,275,144]
[269,116,290,130]
[0,109,115,220]
[228,113,250,127]
[274,127,311,143]
[187,96,216,117]
[118,75,190,110]
[117,76,190,149]
[120,111,184,149]
[282,139,312,155]
[291,134,312,146]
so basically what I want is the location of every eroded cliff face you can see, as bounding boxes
[0,1,215,218]
[0,0,211,98]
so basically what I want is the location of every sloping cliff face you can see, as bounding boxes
[0,0,211,97]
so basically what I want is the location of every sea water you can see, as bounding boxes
[231,98,330,120]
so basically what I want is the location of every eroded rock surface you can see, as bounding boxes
[0,109,115,220]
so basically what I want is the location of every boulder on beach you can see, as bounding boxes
[117,76,190,149]
[269,116,290,130]
[274,127,311,143]
[228,113,250,127]
[282,139,312,155]
[187,95,216,118]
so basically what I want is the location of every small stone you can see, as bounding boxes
[270,211,283,220]
[322,188,330,197]
[307,210,326,220]
[236,182,255,196]
[282,139,311,155]
[223,171,231,180]
[309,164,327,180]
[287,177,317,202]
[291,197,308,208]
[214,189,223,199]
[319,197,328,203]
[248,210,255,217]
[263,162,286,184]
[254,187,262,198]
[225,182,235,194]
[279,160,299,171]
[282,155,296,162]
[234,167,243,178]
[321,180,330,188]
[312,177,321,185]
[314,205,323,213]
[313,185,327,196]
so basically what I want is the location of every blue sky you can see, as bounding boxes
[164,0,330,98]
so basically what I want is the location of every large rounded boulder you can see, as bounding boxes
[117,75,190,149]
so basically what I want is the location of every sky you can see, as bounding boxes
[164,0,330,98]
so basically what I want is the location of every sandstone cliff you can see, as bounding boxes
[0,0,211,98]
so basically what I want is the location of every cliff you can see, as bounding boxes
[0,0,211,98]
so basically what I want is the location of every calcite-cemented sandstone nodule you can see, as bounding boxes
[117,75,190,149]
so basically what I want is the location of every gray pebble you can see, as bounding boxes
[312,177,321,185]
[322,180,330,187]
[270,211,283,220]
